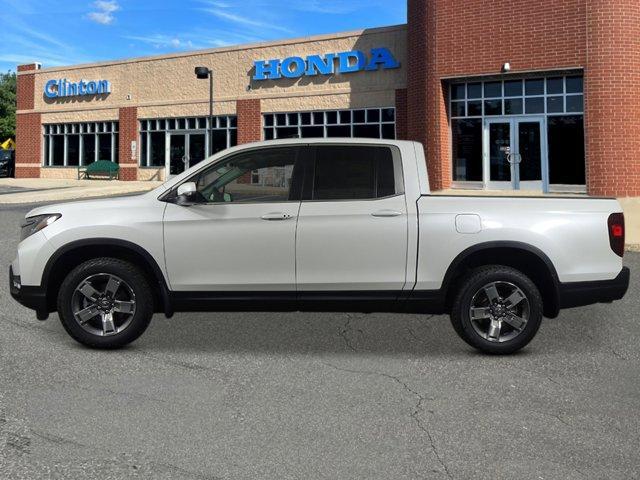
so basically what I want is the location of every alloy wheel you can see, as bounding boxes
[71,273,136,336]
[468,281,530,343]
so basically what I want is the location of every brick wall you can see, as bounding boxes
[236,99,262,144]
[118,107,138,181]
[407,0,589,192]
[585,0,640,197]
[16,65,41,178]
[395,89,408,140]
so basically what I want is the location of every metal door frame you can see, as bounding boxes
[483,117,547,191]
[166,130,207,177]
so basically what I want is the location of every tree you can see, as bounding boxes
[0,71,17,141]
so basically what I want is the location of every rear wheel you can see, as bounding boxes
[450,265,543,354]
[57,258,153,349]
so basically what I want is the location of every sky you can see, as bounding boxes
[0,0,406,73]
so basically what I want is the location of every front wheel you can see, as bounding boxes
[450,265,543,355]
[57,258,154,349]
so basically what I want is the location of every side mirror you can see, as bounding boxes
[175,182,204,206]
[177,182,197,196]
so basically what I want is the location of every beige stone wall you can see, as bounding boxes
[137,168,166,181]
[25,25,406,118]
[40,167,78,179]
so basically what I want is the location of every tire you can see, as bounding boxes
[57,258,154,349]
[450,265,543,355]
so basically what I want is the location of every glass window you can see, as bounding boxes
[566,95,583,113]
[547,77,564,95]
[51,136,64,166]
[451,84,466,100]
[566,77,583,93]
[525,79,544,96]
[67,135,80,166]
[452,101,466,117]
[467,101,482,116]
[265,109,395,140]
[504,98,523,115]
[547,116,585,185]
[484,99,502,116]
[452,119,482,182]
[82,134,95,165]
[97,134,112,161]
[149,132,165,166]
[467,83,482,99]
[525,97,544,114]
[547,96,564,113]
[312,145,396,200]
[504,80,522,97]
[484,82,501,98]
[194,147,300,203]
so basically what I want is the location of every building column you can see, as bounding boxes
[118,107,138,181]
[236,99,262,144]
[406,0,449,191]
[395,89,408,140]
[15,64,41,178]
[585,0,640,197]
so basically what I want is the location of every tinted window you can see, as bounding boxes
[312,146,397,200]
[194,147,300,203]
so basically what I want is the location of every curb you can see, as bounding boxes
[626,244,640,253]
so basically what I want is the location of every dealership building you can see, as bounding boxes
[15,0,640,196]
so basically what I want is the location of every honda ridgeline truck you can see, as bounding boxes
[10,139,630,354]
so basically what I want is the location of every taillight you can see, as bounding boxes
[608,213,625,257]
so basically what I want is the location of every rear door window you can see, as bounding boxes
[310,145,400,200]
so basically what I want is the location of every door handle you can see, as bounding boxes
[261,212,294,221]
[371,210,403,218]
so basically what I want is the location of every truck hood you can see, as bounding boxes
[25,190,159,219]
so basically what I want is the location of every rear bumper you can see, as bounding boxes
[558,267,630,309]
[9,266,49,320]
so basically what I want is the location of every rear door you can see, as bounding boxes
[295,144,408,292]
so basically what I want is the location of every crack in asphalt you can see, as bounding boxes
[338,314,360,352]
[321,361,453,479]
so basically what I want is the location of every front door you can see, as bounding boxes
[484,118,544,191]
[163,145,303,291]
[168,131,207,177]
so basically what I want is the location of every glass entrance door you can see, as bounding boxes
[484,118,544,190]
[168,131,207,177]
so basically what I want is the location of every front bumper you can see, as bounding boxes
[558,267,630,309]
[9,265,49,320]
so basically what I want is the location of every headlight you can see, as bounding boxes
[20,214,61,241]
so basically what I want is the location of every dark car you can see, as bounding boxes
[0,149,15,178]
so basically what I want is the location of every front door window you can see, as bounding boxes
[488,122,512,184]
[168,131,207,176]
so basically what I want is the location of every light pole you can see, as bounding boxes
[194,66,213,156]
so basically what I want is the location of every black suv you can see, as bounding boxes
[0,149,15,177]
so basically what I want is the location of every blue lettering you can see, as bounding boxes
[365,47,400,71]
[98,80,110,94]
[78,80,86,95]
[337,50,366,74]
[281,56,305,78]
[45,80,57,98]
[254,59,281,80]
[67,81,78,96]
[86,81,97,94]
[305,54,336,76]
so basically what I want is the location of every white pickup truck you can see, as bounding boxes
[10,139,629,354]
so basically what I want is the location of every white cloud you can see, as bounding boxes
[203,8,293,34]
[87,0,120,25]
[125,34,198,50]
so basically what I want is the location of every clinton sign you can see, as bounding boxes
[253,47,400,81]
[44,79,111,99]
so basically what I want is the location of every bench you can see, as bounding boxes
[78,160,119,180]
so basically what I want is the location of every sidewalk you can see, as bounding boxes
[435,189,640,250]
[0,178,163,204]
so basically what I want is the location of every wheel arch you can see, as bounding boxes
[42,238,173,317]
[442,241,561,318]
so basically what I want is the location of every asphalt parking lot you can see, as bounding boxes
[0,201,639,480]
